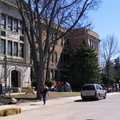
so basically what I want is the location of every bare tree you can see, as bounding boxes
[16,0,101,99]
[101,34,120,87]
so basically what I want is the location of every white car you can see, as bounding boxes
[81,84,107,100]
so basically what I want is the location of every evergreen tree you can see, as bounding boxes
[68,41,101,89]
[113,57,120,83]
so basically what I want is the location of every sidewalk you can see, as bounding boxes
[0,92,118,111]
[0,95,80,111]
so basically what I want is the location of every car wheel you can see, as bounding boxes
[103,93,106,99]
[97,94,100,100]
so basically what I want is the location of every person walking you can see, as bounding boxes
[40,85,48,105]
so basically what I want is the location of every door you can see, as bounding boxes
[11,70,18,87]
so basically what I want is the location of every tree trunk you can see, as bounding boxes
[46,53,50,80]
[36,63,45,100]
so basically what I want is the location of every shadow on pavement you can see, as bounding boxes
[86,119,95,120]
[74,99,97,102]
[30,104,41,106]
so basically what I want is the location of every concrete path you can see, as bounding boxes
[0,92,117,111]
[0,95,80,111]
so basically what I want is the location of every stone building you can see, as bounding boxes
[0,0,31,91]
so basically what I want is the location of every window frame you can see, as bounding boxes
[13,19,18,32]
[1,14,6,29]
[19,43,24,57]
[8,40,12,56]
[1,39,6,55]
[13,42,18,56]
[8,16,13,31]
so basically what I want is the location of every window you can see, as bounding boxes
[49,33,57,45]
[82,85,95,90]
[51,70,54,79]
[51,52,57,63]
[60,53,69,64]
[20,21,24,34]
[8,41,12,56]
[1,31,6,36]
[20,43,24,57]
[61,38,64,46]
[20,36,24,41]
[90,39,92,46]
[60,53,63,63]
[65,38,69,46]
[54,52,57,63]
[51,52,54,62]
[55,71,57,79]
[14,19,18,32]
[8,16,12,31]
[1,39,6,55]
[13,42,18,56]
[1,14,6,29]
[51,70,57,80]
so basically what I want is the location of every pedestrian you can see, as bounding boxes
[40,85,48,105]
[64,81,72,92]
[57,81,62,92]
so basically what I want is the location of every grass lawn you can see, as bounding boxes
[10,92,80,99]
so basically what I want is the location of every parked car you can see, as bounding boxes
[81,84,107,100]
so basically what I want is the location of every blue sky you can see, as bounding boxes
[89,0,120,41]
[88,0,120,65]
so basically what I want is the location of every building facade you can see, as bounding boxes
[0,0,31,91]
[68,29,100,62]
[0,0,100,91]
[48,29,100,82]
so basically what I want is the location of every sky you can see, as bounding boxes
[88,0,120,65]
[89,0,120,42]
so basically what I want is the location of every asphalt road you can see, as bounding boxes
[1,93,120,120]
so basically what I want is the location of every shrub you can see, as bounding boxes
[45,80,53,88]
[0,109,5,117]
[0,107,21,117]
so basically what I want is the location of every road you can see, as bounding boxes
[1,93,120,120]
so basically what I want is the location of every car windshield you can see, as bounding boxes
[82,85,95,90]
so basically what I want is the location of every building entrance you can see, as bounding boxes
[11,70,18,87]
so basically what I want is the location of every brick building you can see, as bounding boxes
[48,28,100,82]
[69,28,100,61]
[0,0,100,91]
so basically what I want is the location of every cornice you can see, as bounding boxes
[0,0,18,11]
